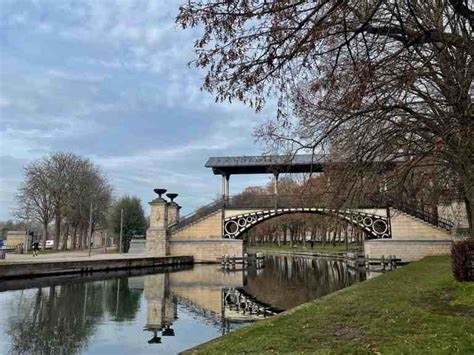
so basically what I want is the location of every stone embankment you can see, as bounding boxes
[0,255,193,279]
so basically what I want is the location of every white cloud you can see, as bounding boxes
[47,69,107,82]
[0,97,11,108]
[0,0,274,219]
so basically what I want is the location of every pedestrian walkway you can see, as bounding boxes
[0,248,134,265]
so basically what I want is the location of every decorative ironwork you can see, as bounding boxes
[224,208,391,239]
[223,288,281,317]
[168,193,453,236]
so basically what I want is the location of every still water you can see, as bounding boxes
[0,256,370,354]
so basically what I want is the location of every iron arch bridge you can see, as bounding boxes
[223,208,391,240]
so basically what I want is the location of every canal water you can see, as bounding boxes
[0,255,371,354]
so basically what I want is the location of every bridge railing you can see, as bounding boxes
[369,195,454,230]
[170,193,454,232]
[391,200,453,230]
[225,194,386,210]
[226,194,317,209]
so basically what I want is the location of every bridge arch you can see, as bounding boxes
[223,208,391,240]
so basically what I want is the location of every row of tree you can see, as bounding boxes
[14,152,147,251]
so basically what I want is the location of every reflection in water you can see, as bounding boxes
[4,278,141,354]
[0,256,370,354]
[244,255,365,310]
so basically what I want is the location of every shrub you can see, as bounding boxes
[451,240,474,282]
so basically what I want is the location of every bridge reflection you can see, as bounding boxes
[140,264,279,338]
[138,256,366,341]
[1,256,368,352]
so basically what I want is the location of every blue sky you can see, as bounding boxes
[0,0,271,219]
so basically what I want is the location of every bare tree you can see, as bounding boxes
[16,153,112,250]
[178,0,473,236]
[16,161,54,250]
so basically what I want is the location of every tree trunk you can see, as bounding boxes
[42,221,48,251]
[72,224,77,250]
[465,194,474,239]
[463,170,474,239]
[54,211,61,250]
[82,228,87,250]
[62,223,69,251]
[78,225,84,249]
[456,163,474,239]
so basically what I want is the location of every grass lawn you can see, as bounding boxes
[249,243,349,254]
[186,256,474,354]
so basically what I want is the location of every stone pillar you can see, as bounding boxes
[146,189,169,257]
[166,193,180,226]
[167,203,180,225]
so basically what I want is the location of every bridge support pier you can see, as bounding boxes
[146,190,169,257]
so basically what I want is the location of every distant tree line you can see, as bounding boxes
[236,177,366,249]
[15,152,112,250]
[13,152,147,251]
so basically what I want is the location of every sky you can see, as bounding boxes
[0,0,272,220]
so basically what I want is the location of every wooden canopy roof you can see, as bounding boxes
[205,154,327,175]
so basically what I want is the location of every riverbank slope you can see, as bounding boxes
[186,256,473,354]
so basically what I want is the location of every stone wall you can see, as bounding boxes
[438,201,469,232]
[128,239,145,254]
[5,231,29,247]
[169,239,244,262]
[364,239,452,262]
[390,209,450,240]
[171,210,222,239]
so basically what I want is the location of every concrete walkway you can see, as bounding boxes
[0,248,144,265]
[0,249,193,279]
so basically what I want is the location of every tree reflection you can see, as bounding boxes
[105,278,142,322]
[244,255,365,310]
[5,278,142,354]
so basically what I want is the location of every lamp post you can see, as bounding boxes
[119,208,124,254]
[88,201,93,257]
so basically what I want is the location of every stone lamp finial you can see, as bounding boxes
[153,188,167,198]
[166,193,178,202]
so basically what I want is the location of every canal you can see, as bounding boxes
[0,255,375,354]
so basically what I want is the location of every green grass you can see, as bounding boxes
[186,256,474,354]
[249,243,349,254]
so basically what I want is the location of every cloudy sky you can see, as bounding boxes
[0,0,272,220]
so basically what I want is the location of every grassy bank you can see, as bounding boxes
[186,256,473,354]
[249,243,348,254]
